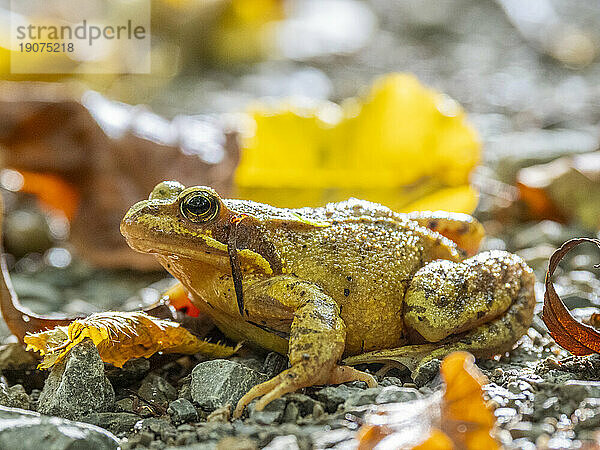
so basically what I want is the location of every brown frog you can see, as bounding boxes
[120,181,536,417]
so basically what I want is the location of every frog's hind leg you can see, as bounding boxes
[406,211,484,257]
[344,251,535,384]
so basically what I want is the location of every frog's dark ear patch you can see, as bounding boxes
[231,221,283,275]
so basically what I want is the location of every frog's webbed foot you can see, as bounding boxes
[233,363,375,418]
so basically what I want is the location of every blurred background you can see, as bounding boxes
[0,0,599,329]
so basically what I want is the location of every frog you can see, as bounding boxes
[120,181,536,417]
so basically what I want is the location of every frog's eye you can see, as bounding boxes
[180,191,219,223]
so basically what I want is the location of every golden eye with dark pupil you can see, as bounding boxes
[180,191,219,222]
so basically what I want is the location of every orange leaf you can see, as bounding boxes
[439,352,498,450]
[542,238,600,355]
[24,311,239,368]
[356,351,498,450]
[15,170,80,221]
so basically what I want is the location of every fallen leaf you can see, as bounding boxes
[236,73,480,213]
[542,238,600,355]
[24,311,239,369]
[357,351,498,450]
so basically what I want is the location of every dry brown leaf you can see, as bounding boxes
[542,238,600,355]
[24,311,239,368]
[357,351,498,450]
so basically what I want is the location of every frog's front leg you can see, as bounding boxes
[233,277,376,418]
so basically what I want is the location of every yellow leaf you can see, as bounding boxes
[24,311,239,369]
[235,73,480,213]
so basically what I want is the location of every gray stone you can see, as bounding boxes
[261,352,288,378]
[560,381,600,403]
[314,385,362,412]
[105,358,150,386]
[81,412,141,434]
[191,360,268,411]
[343,387,382,409]
[0,405,119,449]
[138,373,178,408]
[248,398,287,425]
[379,377,403,387]
[413,359,441,386]
[375,386,420,404]
[0,383,29,409]
[282,402,299,423]
[284,393,322,416]
[168,398,198,424]
[38,339,115,420]
[134,417,177,442]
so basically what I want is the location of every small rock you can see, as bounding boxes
[0,405,119,449]
[261,353,288,378]
[168,398,198,424]
[37,339,115,420]
[191,360,268,412]
[283,393,321,417]
[314,385,362,413]
[312,403,325,419]
[263,435,300,450]
[80,412,141,434]
[560,381,600,403]
[206,404,232,423]
[413,359,441,387]
[282,402,299,423]
[375,386,420,404]
[0,383,29,409]
[134,417,177,442]
[248,398,287,425]
[379,377,403,387]
[217,436,257,450]
[343,387,382,409]
[138,373,178,409]
[105,358,150,386]
[0,343,37,370]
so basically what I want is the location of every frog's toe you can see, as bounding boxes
[233,364,376,418]
[233,365,318,418]
[328,365,377,387]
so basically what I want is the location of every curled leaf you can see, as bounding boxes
[542,238,600,355]
[357,351,498,450]
[24,311,240,368]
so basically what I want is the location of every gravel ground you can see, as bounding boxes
[2,1,600,448]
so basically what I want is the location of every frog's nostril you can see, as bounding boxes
[150,180,185,200]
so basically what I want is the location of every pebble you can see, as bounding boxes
[343,387,382,409]
[105,358,150,386]
[261,353,288,378]
[375,386,420,404]
[191,360,268,412]
[168,398,198,424]
[37,339,115,420]
[138,373,178,409]
[0,382,29,409]
[134,417,177,442]
[248,398,287,425]
[80,412,141,434]
[0,405,119,449]
[314,385,362,413]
